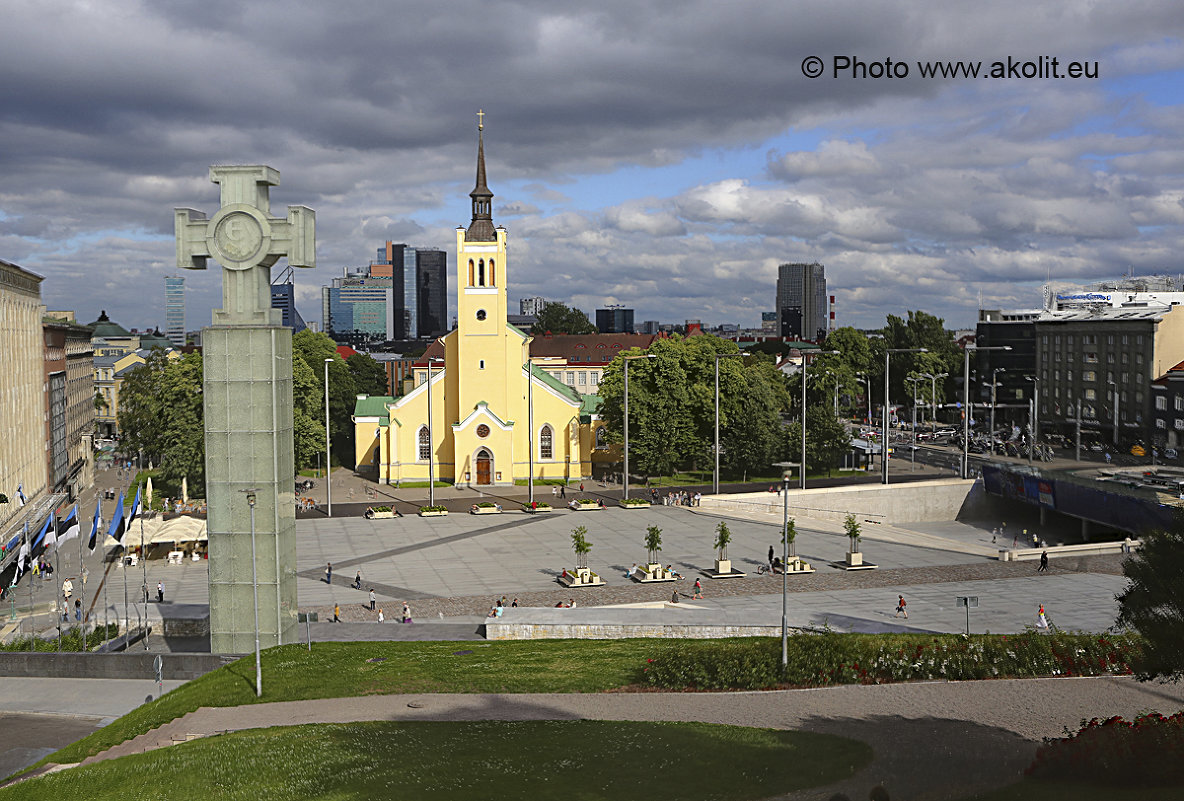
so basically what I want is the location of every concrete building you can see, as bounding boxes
[43,314,95,499]
[776,262,827,341]
[520,296,548,316]
[1150,361,1184,454]
[0,259,47,530]
[415,248,447,338]
[975,308,1041,426]
[270,279,308,332]
[322,266,393,342]
[596,306,634,334]
[164,275,185,347]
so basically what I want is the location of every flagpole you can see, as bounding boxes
[26,524,33,641]
[54,532,61,653]
[77,506,85,641]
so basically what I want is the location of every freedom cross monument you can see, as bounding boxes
[176,166,314,652]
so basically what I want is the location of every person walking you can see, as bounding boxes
[768,545,775,567]
[1037,604,1049,630]
[692,578,703,599]
[333,603,341,623]
[1038,551,1049,573]
[895,595,908,618]
[560,485,566,499]
[377,607,384,623]
[402,601,412,624]
[369,588,376,610]
[157,581,165,603]
[74,598,82,622]
[354,571,362,590]
[325,563,332,584]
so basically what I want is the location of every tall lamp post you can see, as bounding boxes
[713,353,744,495]
[961,346,1012,478]
[1025,376,1041,466]
[622,353,656,501]
[1108,379,1120,447]
[922,372,948,430]
[857,371,873,427]
[323,358,333,517]
[883,348,927,485]
[906,376,922,471]
[425,357,444,508]
[241,488,262,698]
[989,367,1006,455]
[781,469,790,670]
[527,358,535,505]
[802,351,840,489]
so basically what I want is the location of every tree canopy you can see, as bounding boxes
[117,351,205,493]
[294,330,358,467]
[1116,519,1184,682]
[531,302,598,335]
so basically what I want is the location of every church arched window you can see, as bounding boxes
[540,425,554,460]
[595,427,607,449]
[478,259,485,286]
[468,259,474,287]
[489,259,495,285]
[418,426,430,461]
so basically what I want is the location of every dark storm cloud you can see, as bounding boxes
[0,0,1182,329]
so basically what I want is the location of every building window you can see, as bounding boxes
[578,372,586,385]
[468,259,474,286]
[595,427,607,449]
[477,259,485,286]
[1121,353,1128,364]
[418,426,430,461]
[479,360,485,369]
[1176,397,1184,412]
[476,424,490,438]
[1176,419,1184,431]
[1108,335,1114,345]
[476,309,486,321]
[591,371,599,383]
[1107,353,1114,364]
[489,259,495,285]
[1067,370,1073,382]
[1122,335,1129,345]
[1084,353,1098,364]
[1083,371,1096,382]
[1157,396,1168,411]
[1085,389,1096,401]
[566,372,574,384]
[1136,353,1144,365]
[1157,419,1167,429]
[1137,335,1144,345]
[540,425,553,459]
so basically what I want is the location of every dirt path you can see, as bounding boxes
[21,676,1174,800]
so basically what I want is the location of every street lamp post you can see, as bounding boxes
[1108,380,1120,447]
[961,346,1012,478]
[781,470,790,671]
[242,488,262,697]
[989,368,1006,456]
[1025,376,1041,466]
[622,354,656,501]
[713,353,744,495]
[425,358,444,507]
[883,348,927,485]
[323,359,333,517]
[923,372,948,430]
[906,377,922,471]
[527,358,534,506]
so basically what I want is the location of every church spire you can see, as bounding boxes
[467,109,496,242]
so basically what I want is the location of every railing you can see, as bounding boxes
[700,495,887,525]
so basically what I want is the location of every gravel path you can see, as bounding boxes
[47,675,1184,800]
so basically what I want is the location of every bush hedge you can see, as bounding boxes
[642,632,1141,690]
[1027,711,1184,786]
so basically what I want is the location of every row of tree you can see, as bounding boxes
[116,331,388,495]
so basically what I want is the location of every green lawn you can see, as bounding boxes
[2,721,871,801]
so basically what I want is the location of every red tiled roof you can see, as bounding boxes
[336,345,359,359]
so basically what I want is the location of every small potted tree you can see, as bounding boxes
[643,524,664,580]
[714,520,732,575]
[562,525,603,587]
[844,513,863,567]
[782,517,815,574]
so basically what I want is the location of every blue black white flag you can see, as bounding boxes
[127,486,142,531]
[56,506,80,546]
[32,515,52,549]
[15,525,30,581]
[16,484,26,507]
[88,500,102,554]
[107,492,126,543]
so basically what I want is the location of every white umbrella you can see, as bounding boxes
[146,476,154,509]
[182,476,188,504]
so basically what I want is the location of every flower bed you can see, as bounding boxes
[1027,711,1184,787]
[642,632,1141,691]
[470,502,502,515]
[620,499,650,508]
[522,502,553,513]
[418,506,449,517]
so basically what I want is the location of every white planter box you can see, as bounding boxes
[470,506,502,515]
[620,501,651,509]
[419,510,449,517]
[366,510,396,520]
[846,551,862,566]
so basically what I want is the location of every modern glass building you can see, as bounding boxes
[164,276,185,347]
[776,262,827,341]
[416,248,447,338]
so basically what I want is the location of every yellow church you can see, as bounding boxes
[353,118,608,486]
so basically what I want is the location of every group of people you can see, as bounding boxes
[655,490,701,507]
[486,595,520,617]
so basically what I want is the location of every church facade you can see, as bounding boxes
[353,121,606,486]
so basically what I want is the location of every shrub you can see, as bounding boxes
[522,502,552,511]
[1027,711,1184,786]
[475,502,496,508]
[370,505,392,512]
[419,506,448,513]
[621,498,649,505]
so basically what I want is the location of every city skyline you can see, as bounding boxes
[2,1,1182,333]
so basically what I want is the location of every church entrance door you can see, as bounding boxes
[476,449,492,485]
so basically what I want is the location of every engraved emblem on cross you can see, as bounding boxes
[175,165,315,326]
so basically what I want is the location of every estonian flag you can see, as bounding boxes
[107,492,126,544]
[127,486,142,532]
[43,514,57,550]
[15,525,30,580]
[32,515,52,549]
[88,500,102,554]
[16,484,27,507]
[56,506,80,546]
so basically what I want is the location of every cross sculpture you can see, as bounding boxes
[175,165,315,326]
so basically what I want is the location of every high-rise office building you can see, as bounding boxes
[270,280,308,332]
[164,276,185,347]
[596,307,634,334]
[416,248,447,338]
[520,296,548,316]
[776,262,827,341]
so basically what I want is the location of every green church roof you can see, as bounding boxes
[353,395,393,426]
[528,363,582,406]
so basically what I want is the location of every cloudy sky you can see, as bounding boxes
[3,0,1183,333]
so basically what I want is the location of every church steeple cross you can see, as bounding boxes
[477,109,485,130]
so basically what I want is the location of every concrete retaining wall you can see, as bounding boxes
[0,651,238,679]
[485,623,788,640]
[1000,538,1140,562]
[700,478,977,524]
